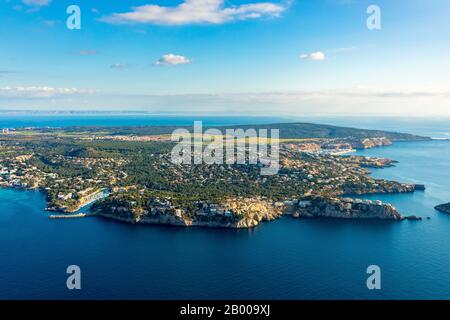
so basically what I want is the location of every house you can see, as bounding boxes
[274,201,284,207]
[174,209,183,217]
[57,193,73,200]
[344,203,352,210]
[298,200,312,208]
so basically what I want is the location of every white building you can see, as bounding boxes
[57,193,72,200]
[174,209,183,217]
[298,200,312,208]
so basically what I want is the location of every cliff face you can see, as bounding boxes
[96,198,284,229]
[96,192,424,227]
[221,198,284,228]
[294,197,404,220]
[98,212,194,226]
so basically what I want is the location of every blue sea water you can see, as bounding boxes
[0,114,288,128]
[1,116,450,299]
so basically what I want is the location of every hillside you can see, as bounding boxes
[220,123,430,141]
[49,123,430,141]
[30,122,430,141]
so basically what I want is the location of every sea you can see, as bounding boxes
[0,114,449,299]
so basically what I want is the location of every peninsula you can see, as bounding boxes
[0,122,429,228]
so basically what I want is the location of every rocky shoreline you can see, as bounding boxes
[1,163,425,228]
[291,197,421,221]
[92,194,423,229]
[3,178,424,229]
[340,183,425,196]
[94,197,284,229]
[96,212,279,229]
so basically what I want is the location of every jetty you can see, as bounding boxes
[49,213,96,219]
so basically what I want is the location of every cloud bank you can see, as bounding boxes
[100,0,287,25]
[0,86,93,98]
[2,87,450,117]
[22,0,51,7]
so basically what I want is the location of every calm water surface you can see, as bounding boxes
[1,117,450,299]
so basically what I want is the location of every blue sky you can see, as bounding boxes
[1,0,450,116]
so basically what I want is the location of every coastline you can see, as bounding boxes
[0,123,437,229]
[0,162,425,228]
[92,190,423,229]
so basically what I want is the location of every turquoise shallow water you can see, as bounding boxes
[1,118,450,299]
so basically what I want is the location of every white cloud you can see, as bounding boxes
[0,86,93,98]
[155,54,191,66]
[79,50,97,56]
[22,0,51,7]
[100,0,287,25]
[138,88,450,116]
[0,70,21,75]
[110,63,128,70]
[326,46,359,54]
[42,20,57,27]
[300,51,326,61]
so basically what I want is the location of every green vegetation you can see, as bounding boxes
[22,122,430,141]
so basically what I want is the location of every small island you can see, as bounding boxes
[0,122,429,228]
[435,203,450,214]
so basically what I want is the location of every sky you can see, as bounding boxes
[1,0,450,116]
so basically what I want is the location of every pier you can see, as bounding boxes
[49,213,96,219]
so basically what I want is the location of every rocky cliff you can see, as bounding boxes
[293,197,411,220]
[221,198,284,228]
[96,197,284,229]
